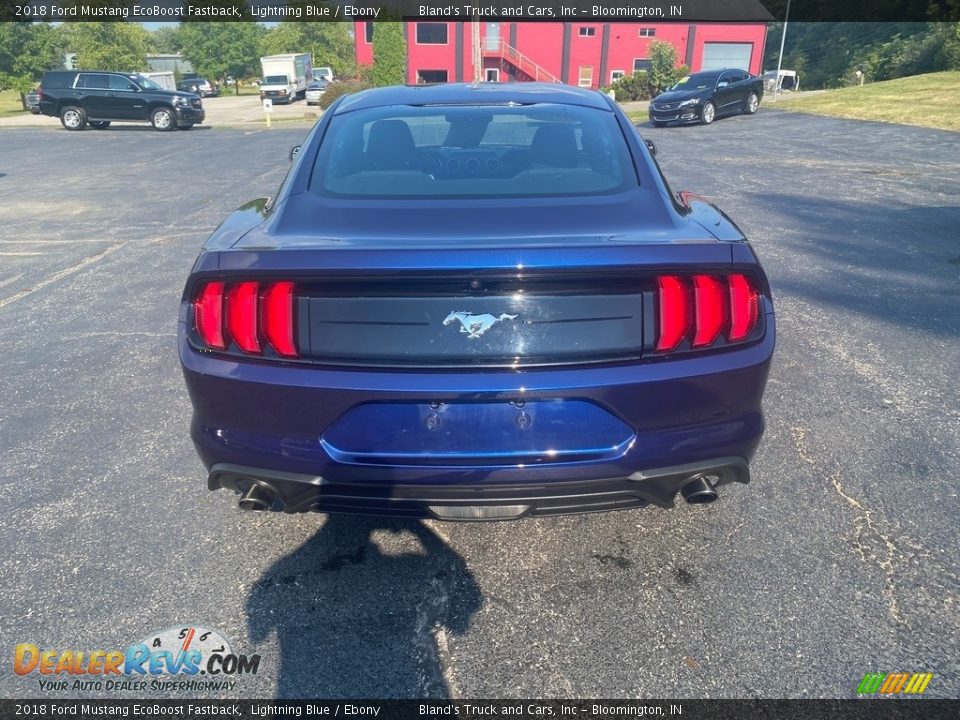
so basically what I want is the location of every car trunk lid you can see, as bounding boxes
[207,190,734,367]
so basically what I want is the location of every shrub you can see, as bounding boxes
[317,80,371,110]
[607,70,653,101]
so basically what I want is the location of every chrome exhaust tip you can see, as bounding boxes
[238,483,276,511]
[680,475,719,505]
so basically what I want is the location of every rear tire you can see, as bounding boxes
[89,121,110,129]
[745,92,759,114]
[700,101,716,125]
[60,106,86,131]
[150,107,176,131]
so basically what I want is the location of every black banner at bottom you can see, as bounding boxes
[2,700,959,720]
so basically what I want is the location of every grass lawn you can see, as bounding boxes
[777,71,960,132]
[0,90,29,118]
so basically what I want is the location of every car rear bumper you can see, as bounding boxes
[209,456,750,520]
[179,316,774,517]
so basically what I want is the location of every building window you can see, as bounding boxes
[416,22,448,45]
[578,66,593,87]
[633,58,652,72]
[364,22,374,44]
[638,28,656,38]
[610,70,625,83]
[417,70,448,84]
[578,26,596,37]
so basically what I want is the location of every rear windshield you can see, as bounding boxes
[311,104,637,198]
[264,75,289,84]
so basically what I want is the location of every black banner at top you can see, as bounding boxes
[4,0,959,23]
[1,700,960,720]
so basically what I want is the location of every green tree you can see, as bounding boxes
[150,26,182,54]
[648,39,682,92]
[178,22,264,94]
[371,22,405,87]
[67,22,150,71]
[262,22,355,78]
[0,22,61,109]
[947,22,960,67]
[762,22,960,89]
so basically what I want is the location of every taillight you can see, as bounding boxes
[692,275,726,347]
[194,281,225,349]
[653,273,761,354]
[193,280,298,358]
[728,273,760,342]
[226,282,260,353]
[262,281,297,357]
[655,276,689,352]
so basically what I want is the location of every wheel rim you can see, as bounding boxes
[155,111,171,129]
[64,110,80,128]
[704,104,714,122]
[749,94,758,112]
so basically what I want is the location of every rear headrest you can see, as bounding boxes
[530,124,580,168]
[366,119,416,156]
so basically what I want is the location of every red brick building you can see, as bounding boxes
[354,22,768,88]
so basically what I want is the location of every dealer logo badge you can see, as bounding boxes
[14,625,260,693]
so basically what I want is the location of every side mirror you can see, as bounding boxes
[290,145,301,161]
[644,139,657,157]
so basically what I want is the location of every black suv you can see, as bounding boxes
[39,70,205,131]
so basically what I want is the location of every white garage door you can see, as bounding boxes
[701,42,753,71]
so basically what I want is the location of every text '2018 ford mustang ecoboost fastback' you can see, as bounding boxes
[179,83,775,521]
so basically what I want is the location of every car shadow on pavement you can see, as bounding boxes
[246,515,482,698]
[748,192,960,337]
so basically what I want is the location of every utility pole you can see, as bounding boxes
[472,19,482,83]
[773,0,791,102]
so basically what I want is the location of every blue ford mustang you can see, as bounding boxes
[179,83,775,520]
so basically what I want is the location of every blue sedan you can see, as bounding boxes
[178,83,775,520]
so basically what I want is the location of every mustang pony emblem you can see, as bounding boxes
[443,311,518,339]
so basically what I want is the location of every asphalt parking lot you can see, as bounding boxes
[1,109,958,699]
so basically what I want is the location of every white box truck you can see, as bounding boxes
[259,53,312,104]
[140,71,176,91]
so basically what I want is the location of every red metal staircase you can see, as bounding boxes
[483,40,561,84]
